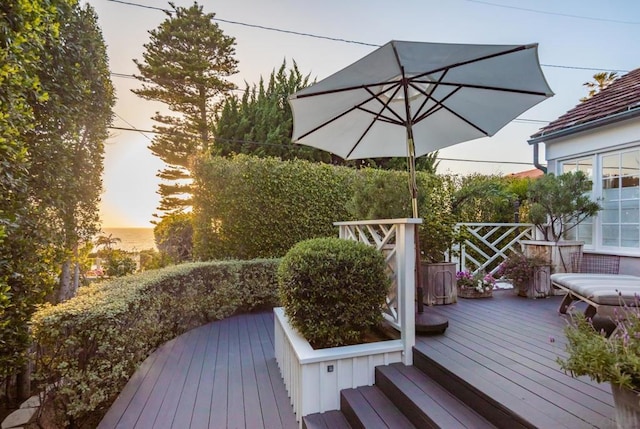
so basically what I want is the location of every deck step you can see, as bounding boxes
[413,345,552,429]
[303,410,351,429]
[341,385,415,429]
[375,363,497,429]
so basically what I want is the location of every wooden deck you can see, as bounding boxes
[98,311,297,429]
[415,290,616,429]
[100,291,617,429]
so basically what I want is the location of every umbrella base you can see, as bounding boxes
[415,311,448,335]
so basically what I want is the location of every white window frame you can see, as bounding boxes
[558,146,640,256]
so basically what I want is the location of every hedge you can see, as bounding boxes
[192,154,356,260]
[31,259,280,428]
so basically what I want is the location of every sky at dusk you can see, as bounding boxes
[87,0,640,227]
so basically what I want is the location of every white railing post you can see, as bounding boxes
[334,218,421,366]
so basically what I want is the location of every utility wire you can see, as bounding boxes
[113,113,152,140]
[462,0,640,25]
[104,0,629,73]
[107,126,538,166]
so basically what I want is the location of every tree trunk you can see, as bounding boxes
[58,260,71,302]
[16,359,31,400]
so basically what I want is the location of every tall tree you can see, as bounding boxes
[133,2,238,214]
[580,71,618,102]
[213,60,334,162]
[0,0,71,398]
[27,2,114,302]
[1,0,114,399]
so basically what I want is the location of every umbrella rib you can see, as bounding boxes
[413,80,551,97]
[344,85,407,158]
[294,84,400,140]
[407,43,539,84]
[409,69,450,124]
[414,87,491,136]
[296,78,415,141]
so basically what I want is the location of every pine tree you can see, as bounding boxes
[133,2,238,213]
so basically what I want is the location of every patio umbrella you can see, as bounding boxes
[289,40,553,329]
[289,40,554,218]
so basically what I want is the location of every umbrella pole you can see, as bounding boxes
[407,137,424,313]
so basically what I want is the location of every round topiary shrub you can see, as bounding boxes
[277,237,389,348]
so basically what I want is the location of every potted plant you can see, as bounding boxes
[557,307,640,428]
[496,253,551,298]
[350,169,459,305]
[456,269,496,299]
[274,237,405,418]
[521,171,601,273]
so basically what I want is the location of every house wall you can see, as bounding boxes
[545,119,640,161]
[543,117,640,272]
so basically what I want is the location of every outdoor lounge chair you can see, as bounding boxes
[551,273,640,319]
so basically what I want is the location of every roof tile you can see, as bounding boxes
[530,68,640,140]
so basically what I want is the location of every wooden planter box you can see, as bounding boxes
[520,240,583,273]
[273,308,403,422]
[422,262,457,305]
[516,265,551,298]
[520,240,583,295]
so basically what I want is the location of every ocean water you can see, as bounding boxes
[100,227,156,252]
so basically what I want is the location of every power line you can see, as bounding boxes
[105,0,169,13]
[104,0,629,74]
[114,113,152,140]
[462,0,640,25]
[106,126,537,166]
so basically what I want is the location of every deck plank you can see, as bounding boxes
[136,328,199,428]
[170,323,210,428]
[238,314,263,429]
[189,322,219,429]
[246,312,286,428]
[209,318,230,428]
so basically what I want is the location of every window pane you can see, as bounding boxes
[621,150,640,176]
[621,225,640,248]
[602,187,619,200]
[602,154,619,179]
[621,207,639,223]
[577,223,593,244]
[602,207,619,223]
[602,225,619,246]
[603,177,619,190]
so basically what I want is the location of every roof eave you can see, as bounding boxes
[528,107,640,145]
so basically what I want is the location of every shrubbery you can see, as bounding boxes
[192,154,355,260]
[277,238,389,348]
[31,259,279,427]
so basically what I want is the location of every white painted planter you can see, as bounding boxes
[274,307,403,422]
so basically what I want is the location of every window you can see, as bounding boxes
[601,150,640,248]
[560,157,594,245]
[560,149,640,251]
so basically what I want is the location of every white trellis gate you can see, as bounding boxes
[453,223,536,275]
[335,218,420,365]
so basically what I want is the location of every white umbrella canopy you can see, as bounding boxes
[290,40,554,161]
[290,41,554,218]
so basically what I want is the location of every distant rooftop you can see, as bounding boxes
[529,67,640,143]
[509,168,544,179]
